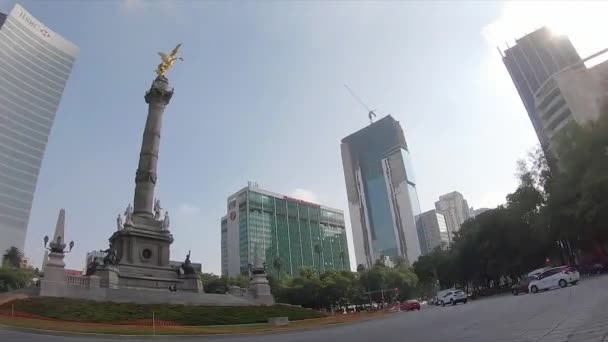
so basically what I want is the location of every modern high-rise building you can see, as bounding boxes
[435,191,471,240]
[341,115,422,268]
[534,56,608,155]
[0,4,78,261]
[416,210,449,256]
[221,184,350,278]
[501,27,582,156]
[470,207,490,218]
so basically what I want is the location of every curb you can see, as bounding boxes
[0,316,390,339]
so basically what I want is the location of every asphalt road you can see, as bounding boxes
[3,275,608,342]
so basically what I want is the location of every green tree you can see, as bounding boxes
[2,246,23,268]
[299,266,317,280]
[338,250,346,270]
[227,274,249,288]
[273,257,283,279]
[199,273,226,293]
[545,107,608,259]
[0,267,34,292]
[314,244,323,275]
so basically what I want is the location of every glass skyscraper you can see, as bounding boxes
[0,4,78,259]
[221,184,350,278]
[341,115,422,268]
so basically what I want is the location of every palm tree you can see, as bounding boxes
[273,257,283,280]
[339,250,346,270]
[314,244,323,275]
[3,246,23,268]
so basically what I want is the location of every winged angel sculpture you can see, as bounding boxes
[155,43,184,77]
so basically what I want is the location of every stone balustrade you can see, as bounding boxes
[66,274,90,287]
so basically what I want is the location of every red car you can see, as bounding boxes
[400,300,421,311]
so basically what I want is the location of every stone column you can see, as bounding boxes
[133,76,173,217]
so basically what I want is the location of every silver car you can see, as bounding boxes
[441,290,468,306]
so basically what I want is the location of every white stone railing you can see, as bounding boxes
[66,275,90,287]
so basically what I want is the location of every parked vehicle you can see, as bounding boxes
[433,288,455,306]
[400,300,421,311]
[528,267,551,277]
[511,276,535,295]
[440,290,467,306]
[528,266,580,294]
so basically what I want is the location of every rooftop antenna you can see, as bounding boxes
[344,84,377,124]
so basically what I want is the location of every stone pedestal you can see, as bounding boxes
[40,252,67,297]
[249,272,274,305]
[89,275,101,288]
[180,274,203,293]
[43,252,66,282]
[98,265,120,289]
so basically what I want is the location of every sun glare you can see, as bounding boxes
[484,1,608,58]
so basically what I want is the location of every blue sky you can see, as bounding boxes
[2,0,605,273]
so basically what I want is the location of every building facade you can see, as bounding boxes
[341,115,422,268]
[83,250,106,274]
[470,207,490,218]
[435,191,471,242]
[221,184,350,278]
[0,4,78,261]
[416,210,449,255]
[501,27,582,157]
[534,57,608,155]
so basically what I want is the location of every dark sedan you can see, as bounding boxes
[512,276,535,295]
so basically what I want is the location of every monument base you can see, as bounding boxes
[40,252,67,297]
[249,273,274,305]
[108,213,181,290]
[180,274,204,293]
[97,265,119,289]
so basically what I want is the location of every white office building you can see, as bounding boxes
[0,4,78,261]
[416,210,449,255]
[435,191,471,240]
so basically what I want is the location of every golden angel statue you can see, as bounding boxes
[155,43,183,77]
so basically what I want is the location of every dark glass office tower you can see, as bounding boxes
[0,4,78,261]
[341,115,422,268]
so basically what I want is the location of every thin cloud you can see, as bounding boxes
[290,188,319,204]
[120,0,145,14]
[119,0,180,19]
[177,203,201,216]
[473,191,506,209]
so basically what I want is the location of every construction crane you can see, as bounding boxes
[344,84,377,124]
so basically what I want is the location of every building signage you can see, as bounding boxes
[283,196,320,208]
[230,211,237,221]
[16,5,51,38]
[9,4,79,56]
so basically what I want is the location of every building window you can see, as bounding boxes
[548,108,572,131]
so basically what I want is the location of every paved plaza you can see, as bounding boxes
[2,275,608,342]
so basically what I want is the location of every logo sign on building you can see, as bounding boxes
[9,4,79,56]
[283,196,320,208]
[15,4,51,38]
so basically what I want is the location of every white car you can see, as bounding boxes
[440,290,468,306]
[528,266,580,294]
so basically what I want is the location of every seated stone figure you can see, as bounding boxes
[181,250,195,275]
